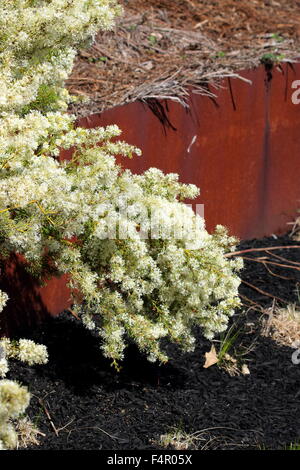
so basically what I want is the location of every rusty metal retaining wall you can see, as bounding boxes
[1,63,300,331]
[78,63,300,240]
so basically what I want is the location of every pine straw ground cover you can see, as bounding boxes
[67,0,300,116]
[6,233,300,450]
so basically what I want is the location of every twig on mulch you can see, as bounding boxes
[34,392,75,437]
[67,425,127,443]
[239,294,266,313]
[261,261,295,281]
[34,393,59,437]
[67,308,80,320]
[225,245,300,258]
[265,250,300,267]
[240,255,300,273]
[233,243,300,310]
[241,280,287,304]
[55,418,76,434]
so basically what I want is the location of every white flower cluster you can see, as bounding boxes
[0,336,47,449]
[0,380,30,449]
[0,335,47,449]
[0,338,48,378]
[0,0,243,368]
[0,0,121,114]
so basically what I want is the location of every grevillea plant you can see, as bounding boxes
[0,0,242,370]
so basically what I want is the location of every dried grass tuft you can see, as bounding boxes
[15,417,45,449]
[262,303,300,347]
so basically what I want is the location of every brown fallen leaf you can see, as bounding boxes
[203,345,218,368]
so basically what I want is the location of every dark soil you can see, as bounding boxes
[7,233,300,450]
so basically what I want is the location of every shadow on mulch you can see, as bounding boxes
[7,233,300,450]
[12,314,189,393]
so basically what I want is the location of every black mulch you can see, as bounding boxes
[7,233,300,450]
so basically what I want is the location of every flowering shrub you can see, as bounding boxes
[0,295,48,450]
[0,380,30,449]
[0,338,48,377]
[0,0,121,114]
[0,0,242,368]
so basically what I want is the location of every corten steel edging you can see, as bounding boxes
[1,63,300,332]
[76,63,300,240]
[0,254,71,335]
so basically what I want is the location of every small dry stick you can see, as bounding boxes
[225,245,300,258]
[262,262,295,281]
[67,78,108,84]
[36,397,59,437]
[240,256,300,273]
[56,418,75,434]
[68,425,123,442]
[67,309,80,320]
[240,294,264,312]
[241,280,286,304]
[265,250,300,267]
